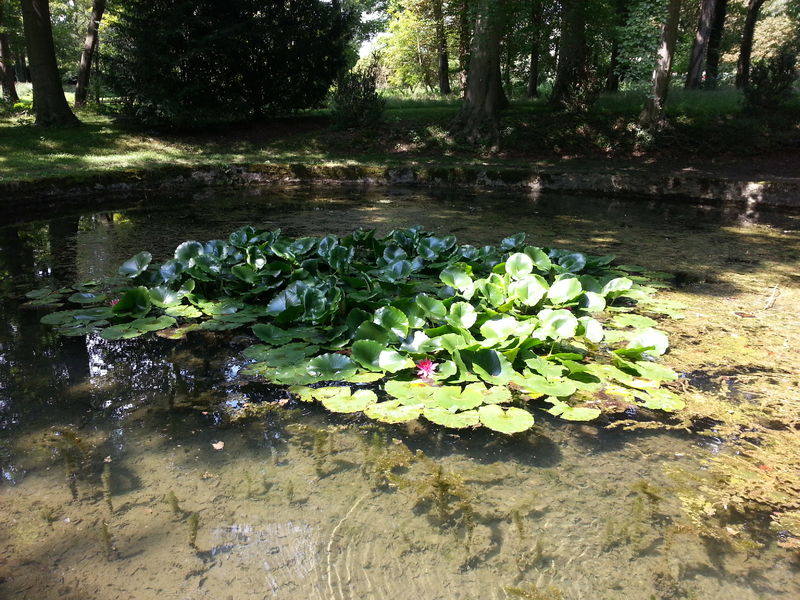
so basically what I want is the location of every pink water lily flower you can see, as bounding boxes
[109,298,120,306]
[416,359,437,379]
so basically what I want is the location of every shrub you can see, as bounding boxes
[330,60,385,130]
[104,0,353,128]
[743,52,797,112]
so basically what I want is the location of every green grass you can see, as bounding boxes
[1,82,798,186]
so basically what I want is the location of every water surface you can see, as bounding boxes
[1,186,798,600]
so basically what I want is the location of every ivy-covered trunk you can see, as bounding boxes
[640,0,682,128]
[735,0,766,89]
[606,0,629,92]
[74,0,106,108]
[20,0,80,126]
[685,0,717,90]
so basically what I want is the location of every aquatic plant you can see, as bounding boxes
[187,512,200,549]
[31,226,686,433]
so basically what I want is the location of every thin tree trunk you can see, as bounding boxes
[457,0,470,91]
[640,0,682,128]
[16,50,29,82]
[0,34,20,102]
[432,0,451,95]
[0,2,20,102]
[704,0,728,87]
[550,0,586,108]
[526,0,543,98]
[454,0,506,146]
[74,0,105,108]
[606,0,629,92]
[20,0,80,126]
[685,0,717,89]
[735,0,765,89]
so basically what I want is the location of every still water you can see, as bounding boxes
[1,186,798,600]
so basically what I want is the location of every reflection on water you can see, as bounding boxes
[1,186,798,600]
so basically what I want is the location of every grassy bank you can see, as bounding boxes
[1,86,799,184]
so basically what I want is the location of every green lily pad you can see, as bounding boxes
[67,292,107,305]
[422,408,480,429]
[364,400,423,424]
[242,342,318,366]
[384,380,436,404]
[478,405,534,434]
[164,304,203,318]
[546,398,602,421]
[516,373,577,398]
[307,353,358,380]
[119,251,152,278]
[547,277,583,304]
[321,389,378,413]
[430,383,485,411]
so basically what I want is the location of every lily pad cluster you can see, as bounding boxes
[30,226,686,433]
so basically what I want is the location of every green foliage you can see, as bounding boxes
[104,0,353,127]
[743,52,798,112]
[331,59,386,130]
[617,0,668,83]
[35,226,684,434]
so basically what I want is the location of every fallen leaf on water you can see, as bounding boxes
[211,441,225,450]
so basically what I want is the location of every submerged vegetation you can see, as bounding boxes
[31,226,685,434]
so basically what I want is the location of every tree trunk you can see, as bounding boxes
[20,0,80,126]
[15,50,29,82]
[74,0,105,108]
[685,0,717,89]
[454,0,506,146]
[526,0,543,98]
[457,0,470,90]
[704,0,728,87]
[735,0,765,89]
[0,34,19,102]
[550,0,586,108]
[0,2,20,102]
[432,0,451,95]
[640,0,682,128]
[606,0,630,92]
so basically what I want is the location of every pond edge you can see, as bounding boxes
[2,163,798,211]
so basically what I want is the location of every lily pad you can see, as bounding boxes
[119,252,152,278]
[321,389,378,413]
[422,408,480,429]
[478,405,534,434]
[307,353,358,380]
[364,400,423,424]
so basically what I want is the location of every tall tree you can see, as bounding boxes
[606,0,630,92]
[20,0,80,125]
[74,0,105,108]
[454,0,506,145]
[685,0,717,89]
[432,0,451,94]
[0,1,19,102]
[549,0,586,108]
[526,0,543,97]
[640,0,682,128]
[735,0,766,88]
[456,0,471,89]
[703,0,728,87]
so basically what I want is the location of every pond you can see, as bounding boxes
[1,186,799,600]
